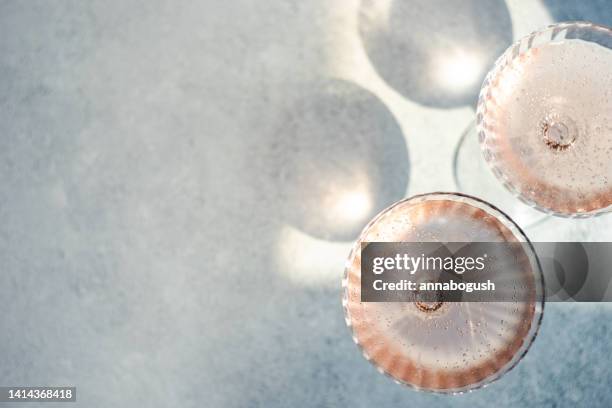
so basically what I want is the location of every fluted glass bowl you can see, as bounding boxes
[342,193,544,394]
[477,22,612,217]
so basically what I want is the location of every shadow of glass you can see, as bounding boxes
[359,0,513,109]
[265,78,409,242]
[543,0,612,27]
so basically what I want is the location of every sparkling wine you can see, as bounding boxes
[342,193,543,393]
[478,22,612,216]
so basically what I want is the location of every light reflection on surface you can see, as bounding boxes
[275,183,373,286]
[435,50,484,92]
[330,189,373,226]
[275,224,352,286]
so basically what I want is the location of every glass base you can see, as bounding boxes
[453,120,548,229]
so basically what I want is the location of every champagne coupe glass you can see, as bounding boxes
[342,193,544,393]
[477,22,612,217]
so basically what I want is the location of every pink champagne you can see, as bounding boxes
[478,22,612,216]
[342,193,543,393]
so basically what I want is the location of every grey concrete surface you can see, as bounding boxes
[1,1,611,407]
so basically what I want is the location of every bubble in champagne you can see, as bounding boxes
[342,193,544,393]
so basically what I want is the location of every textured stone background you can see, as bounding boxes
[1,0,611,407]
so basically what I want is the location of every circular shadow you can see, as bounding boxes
[543,0,612,27]
[268,78,409,242]
[359,0,513,109]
